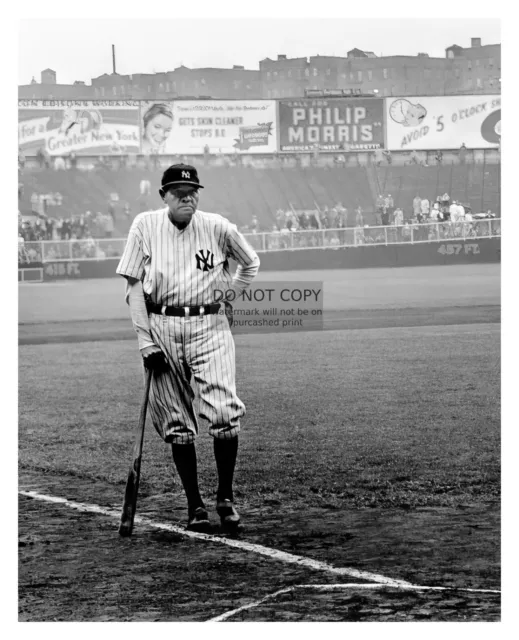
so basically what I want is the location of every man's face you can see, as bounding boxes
[162,185,200,224]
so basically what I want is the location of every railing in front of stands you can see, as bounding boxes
[18,219,501,265]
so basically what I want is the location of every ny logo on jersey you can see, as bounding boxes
[195,249,215,272]
[181,171,191,179]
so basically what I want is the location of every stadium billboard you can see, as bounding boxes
[160,100,277,155]
[278,97,385,152]
[18,100,141,156]
[385,95,501,150]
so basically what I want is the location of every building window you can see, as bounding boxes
[148,85,152,92]
[341,73,346,79]
[273,71,277,77]
[367,70,372,81]
[476,78,482,88]
[424,69,431,78]
[383,68,388,79]
[357,70,363,81]
[287,69,291,77]
[234,81,240,89]
[120,85,125,95]
[159,83,164,91]
[489,57,494,67]
[467,60,472,70]
[475,59,480,67]
[467,78,473,88]
[279,71,284,79]
[455,68,460,78]
[350,72,354,81]
[313,68,318,76]
[94,87,99,97]
[326,68,331,76]
[267,71,271,79]
[173,81,177,90]
[112,86,117,96]
[305,68,310,77]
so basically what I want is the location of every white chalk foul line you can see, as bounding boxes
[19,489,411,587]
[208,582,502,622]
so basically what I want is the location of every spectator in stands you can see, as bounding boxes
[355,206,364,227]
[381,206,390,226]
[69,151,77,170]
[308,210,320,230]
[420,197,430,218]
[373,148,384,166]
[123,202,131,220]
[435,150,443,165]
[250,215,259,233]
[459,143,468,165]
[141,103,173,155]
[54,156,66,170]
[333,153,347,167]
[298,211,309,230]
[449,200,459,222]
[401,222,412,241]
[108,200,116,223]
[393,207,404,227]
[285,210,296,231]
[376,194,385,224]
[337,206,348,229]
[18,147,26,171]
[412,194,422,218]
[139,178,151,196]
[430,201,441,222]
[410,150,420,165]
[382,150,393,165]
[385,194,394,219]
[328,206,338,229]
[104,212,115,238]
[36,147,46,169]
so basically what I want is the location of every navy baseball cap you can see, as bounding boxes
[161,163,204,190]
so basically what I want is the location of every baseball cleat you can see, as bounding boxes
[186,507,211,532]
[216,499,241,530]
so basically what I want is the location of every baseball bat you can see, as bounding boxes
[118,367,153,537]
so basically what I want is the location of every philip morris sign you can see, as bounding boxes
[278,97,384,152]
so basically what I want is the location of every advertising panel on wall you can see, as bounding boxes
[278,97,385,152]
[18,100,141,156]
[148,100,277,155]
[385,95,501,150]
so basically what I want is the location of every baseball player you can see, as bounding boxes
[117,163,260,532]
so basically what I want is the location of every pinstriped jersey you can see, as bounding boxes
[116,207,260,307]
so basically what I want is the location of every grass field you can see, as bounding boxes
[18,264,501,621]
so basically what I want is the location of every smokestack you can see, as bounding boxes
[112,44,116,74]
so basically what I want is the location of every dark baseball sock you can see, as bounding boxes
[171,443,205,513]
[214,436,239,503]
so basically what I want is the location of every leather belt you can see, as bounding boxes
[146,302,221,317]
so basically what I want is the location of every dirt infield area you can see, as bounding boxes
[18,265,501,621]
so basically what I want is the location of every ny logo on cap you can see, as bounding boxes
[195,249,215,272]
[182,171,191,179]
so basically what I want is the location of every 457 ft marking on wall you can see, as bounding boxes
[437,244,480,255]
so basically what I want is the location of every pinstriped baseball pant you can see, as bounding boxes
[146,312,244,444]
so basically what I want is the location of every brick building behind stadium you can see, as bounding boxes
[18,37,500,101]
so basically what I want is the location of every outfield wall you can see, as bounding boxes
[36,238,500,281]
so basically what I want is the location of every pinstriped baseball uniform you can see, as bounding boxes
[117,207,260,444]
